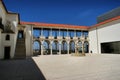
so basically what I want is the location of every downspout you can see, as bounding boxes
[96,27,99,53]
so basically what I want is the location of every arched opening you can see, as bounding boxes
[70,41,75,53]
[61,41,67,54]
[43,40,50,55]
[6,34,10,40]
[33,40,41,55]
[52,41,59,55]
[18,30,24,39]
[84,41,89,53]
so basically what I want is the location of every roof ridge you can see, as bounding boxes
[20,21,89,27]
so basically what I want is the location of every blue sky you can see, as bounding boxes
[3,0,120,26]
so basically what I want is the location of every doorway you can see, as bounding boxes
[18,31,24,39]
[101,41,120,54]
[4,47,10,59]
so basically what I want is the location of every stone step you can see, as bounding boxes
[15,38,26,59]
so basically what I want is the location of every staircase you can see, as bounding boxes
[14,38,26,59]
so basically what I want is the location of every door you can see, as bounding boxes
[18,31,24,39]
[4,47,10,59]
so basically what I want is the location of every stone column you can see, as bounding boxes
[67,41,70,54]
[82,41,85,54]
[59,41,62,55]
[41,40,44,55]
[75,40,78,53]
[50,40,53,55]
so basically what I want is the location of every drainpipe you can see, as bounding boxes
[96,27,99,53]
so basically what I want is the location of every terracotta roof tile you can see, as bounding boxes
[20,21,89,30]
[90,16,120,29]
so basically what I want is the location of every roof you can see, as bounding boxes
[20,21,89,30]
[90,16,120,29]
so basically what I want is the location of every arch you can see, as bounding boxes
[70,41,75,53]
[61,40,67,54]
[84,41,89,53]
[33,40,41,55]
[52,41,58,54]
[43,40,50,55]
[18,30,24,39]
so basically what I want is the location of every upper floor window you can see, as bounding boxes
[6,34,10,40]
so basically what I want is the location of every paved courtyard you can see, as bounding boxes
[0,54,120,80]
[33,54,120,80]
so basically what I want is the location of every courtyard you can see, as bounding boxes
[0,54,120,80]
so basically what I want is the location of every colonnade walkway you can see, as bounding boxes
[1,54,120,80]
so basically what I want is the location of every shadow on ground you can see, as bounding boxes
[0,58,46,80]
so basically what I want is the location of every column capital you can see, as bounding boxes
[50,40,53,44]
[59,40,62,44]
[67,41,70,44]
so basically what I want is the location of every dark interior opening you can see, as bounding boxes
[6,34,10,40]
[101,41,120,54]
[18,31,24,39]
[4,46,10,59]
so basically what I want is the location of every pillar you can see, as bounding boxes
[67,41,70,54]
[50,40,53,55]
[82,41,84,54]
[75,40,78,53]
[59,41,62,55]
[41,40,44,55]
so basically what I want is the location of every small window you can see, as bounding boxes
[6,34,10,40]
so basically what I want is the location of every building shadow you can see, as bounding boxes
[0,58,46,80]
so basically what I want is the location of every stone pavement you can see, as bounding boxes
[0,58,46,80]
[1,54,120,80]
[32,54,120,80]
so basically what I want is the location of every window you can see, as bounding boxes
[6,34,10,40]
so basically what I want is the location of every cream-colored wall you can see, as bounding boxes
[25,25,33,57]
[97,19,120,53]
[0,30,2,58]
[89,19,120,54]
[0,2,6,25]
[89,28,98,53]
[0,1,19,59]
[1,33,16,59]
[6,14,18,32]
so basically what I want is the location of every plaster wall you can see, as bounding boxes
[0,2,6,25]
[25,25,33,56]
[89,19,120,53]
[1,33,16,59]
[89,28,98,53]
[0,30,2,58]
[6,14,18,32]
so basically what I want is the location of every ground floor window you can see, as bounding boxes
[101,41,120,54]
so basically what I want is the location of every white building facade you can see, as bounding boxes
[0,0,120,59]
[89,16,120,54]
